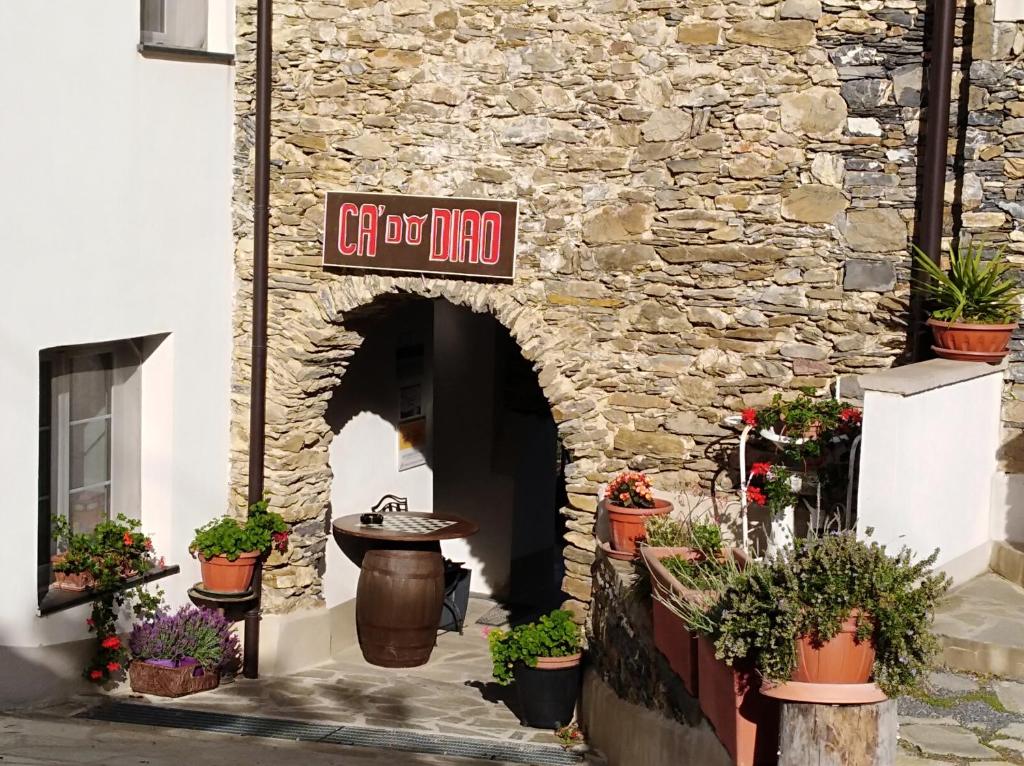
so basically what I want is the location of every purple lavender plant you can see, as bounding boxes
[129,606,240,672]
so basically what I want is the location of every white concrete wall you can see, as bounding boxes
[0,0,234,698]
[857,360,1005,585]
[324,304,435,609]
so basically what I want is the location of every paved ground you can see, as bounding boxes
[897,669,1024,764]
[110,597,561,746]
[932,574,1024,679]
[0,712,518,765]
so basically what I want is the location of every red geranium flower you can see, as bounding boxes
[89,670,103,681]
[840,407,862,425]
[741,408,757,426]
[106,662,121,672]
[122,532,134,546]
[85,618,95,627]
[101,636,121,650]
[750,462,772,478]
[746,486,768,506]
[271,531,289,554]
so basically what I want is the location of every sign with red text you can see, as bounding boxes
[323,192,519,281]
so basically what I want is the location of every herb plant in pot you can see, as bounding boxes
[128,606,240,697]
[190,500,289,594]
[913,241,1023,363]
[489,609,583,729]
[602,471,672,557]
[711,532,949,701]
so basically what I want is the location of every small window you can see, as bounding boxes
[38,341,143,598]
[140,0,209,51]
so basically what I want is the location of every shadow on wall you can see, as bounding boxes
[325,296,566,612]
[0,633,93,709]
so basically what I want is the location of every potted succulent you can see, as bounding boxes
[190,499,289,594]
[913,241,1023,362]
[488,609,583,729]
[711,532,950,698]
[602,471,672,557]
[128,606,240,697]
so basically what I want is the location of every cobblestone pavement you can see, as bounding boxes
[111,598,562,746]
[898,670,1024,764]
[0,712,517,765]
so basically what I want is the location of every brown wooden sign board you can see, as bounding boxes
[322,191,519,281]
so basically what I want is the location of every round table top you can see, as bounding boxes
[333,512,479,543]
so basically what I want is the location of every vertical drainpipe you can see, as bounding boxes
[244,0,273,680]
[912,0,957,361]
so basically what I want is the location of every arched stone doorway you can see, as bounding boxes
[228,276,599,618]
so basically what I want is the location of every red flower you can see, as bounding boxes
[741,408,757,426]
[750,462,772,478]
[85,618,94,627]
[89,670,103,681]
[101,636,121,650]
[122,532,134,546]
[271,531,289,554]
[746,486,768,506]
[144,538,153,551]
[106,662,121,672]
[840,407,862,425]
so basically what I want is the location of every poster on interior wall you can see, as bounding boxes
[322,191,519,281]
[398,416,427,471]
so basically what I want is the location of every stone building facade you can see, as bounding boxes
[229,0,1024,616]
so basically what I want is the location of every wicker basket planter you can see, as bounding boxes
[128,659,220,697]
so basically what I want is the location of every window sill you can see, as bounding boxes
[38,564,180,617]
[137,44,234,65]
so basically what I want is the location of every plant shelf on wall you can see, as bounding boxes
[37,564,180,617]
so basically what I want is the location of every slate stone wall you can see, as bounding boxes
[229,0,1024,613]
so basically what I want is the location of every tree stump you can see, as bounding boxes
[778,700,896,766]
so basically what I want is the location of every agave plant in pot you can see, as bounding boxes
[488,609,583,730]
[128,606,240,697]
[710,532,949,703]
[190,499,289,594]
[602,471,672,557]
[913,241,1023,363]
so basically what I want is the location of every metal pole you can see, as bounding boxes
[912,0,957,361]
[244,0,273,680]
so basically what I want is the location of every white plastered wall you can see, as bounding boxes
[0,0,234,702]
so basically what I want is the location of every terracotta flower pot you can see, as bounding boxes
[792,611,875,685]
[198,551,260,594]
[50,555,96,592]
[604,499,672,556]
[928,317,1016,363]
[697,637,778,766]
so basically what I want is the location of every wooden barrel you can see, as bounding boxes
[356,548,444,668]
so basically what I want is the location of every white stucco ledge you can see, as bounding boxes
[859,358,1007,397]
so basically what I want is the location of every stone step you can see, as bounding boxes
[933,572,1024,679]
[991,540,1024,587]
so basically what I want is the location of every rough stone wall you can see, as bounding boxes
[230,0,1024,613]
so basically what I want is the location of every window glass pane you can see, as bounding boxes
[69,354,112,422]
[141,0,165,33]
[38,427,50,498]
[69,486,109,535]
[69,419,110,490]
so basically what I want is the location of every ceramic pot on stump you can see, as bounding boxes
[927,318,1015,363]
[792,611,875,685]
[605,499,673,556]
[198,551,260,594]
[513,653,582,729]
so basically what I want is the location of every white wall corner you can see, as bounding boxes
[995,0,1024,22]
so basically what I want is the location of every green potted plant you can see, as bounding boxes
[602,471,672,557]
[740,391,862,465]
[711,532,950,699]
[662,547,776,766]
[913,241,1023,362]
[488,609,583,729]
[128,606,240,697]
[190,499,289,594]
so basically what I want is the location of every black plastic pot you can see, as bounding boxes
[513,658,582,729]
